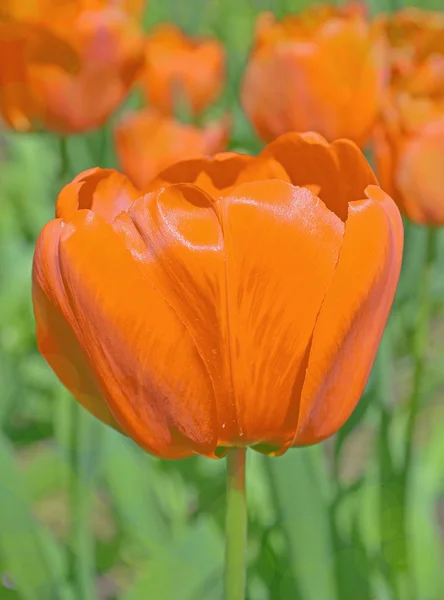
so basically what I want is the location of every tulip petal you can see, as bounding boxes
[57,210,218,458]
[218,180,345,447]
[56,168,140,222]
[332,137,379,197]
[148,153,255,198]
[32,220,119,429]
[242,132,350,220]
[115,184,240,445]
[294,186,403,445]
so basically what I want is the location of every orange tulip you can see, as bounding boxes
[114,108,230,189]
[139,24,225,117]
[0,4,144,133]
[32,132,403,459]
[0,0,146,22]
[241,3,388,146]
[373,9,444,224]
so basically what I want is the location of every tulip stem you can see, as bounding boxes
[404,227,437,469]
[404,227,437,464]
[59,136,70,182]
[68,404,99,600]
[224,447,247,600]
[399,226,437,595]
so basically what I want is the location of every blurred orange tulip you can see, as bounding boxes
[139,24,225,117]
[0,4,144,133]
[33,132,403,459]
[241,3,388,146]
[373,9,444,224]
[114,108,230,189]
[0,0,146,22]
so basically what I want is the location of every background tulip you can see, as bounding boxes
[114,108,230,189]
[241,3,388,146]
[32,132,403,459]
[139,23,225,117]
[373,8,444,223]
[0,4,144,133]
[0,0,147,22]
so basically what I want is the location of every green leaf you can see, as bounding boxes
[0,432,72,600]
[100,428,168,553]
[264,446,337,600]
[122,516,223,600]
[23,444,68,502]
[331,483,374,600]
[409,419,444,600]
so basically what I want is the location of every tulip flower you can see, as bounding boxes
[0,4,144,133]
[373,9,444,224]
[394,118,444,224]
[114,108,230,189]
[241,3,388,147]
[0,0,146,21]
[139,24,225,117]
[33,132,403,460]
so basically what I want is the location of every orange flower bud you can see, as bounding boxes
[241,4,388,147]
[114,108,230,189]
[33,132,402,459]
[139,24,225,117]
[0,4,144,133]
[373,9,444,224]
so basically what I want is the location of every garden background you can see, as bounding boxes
[1,0,444,599]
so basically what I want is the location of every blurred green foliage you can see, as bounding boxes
[1,0,444,599]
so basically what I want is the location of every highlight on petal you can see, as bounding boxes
[56,168,140,222]
[294,186,403,445]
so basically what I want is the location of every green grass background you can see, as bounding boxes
[1,0,444,599]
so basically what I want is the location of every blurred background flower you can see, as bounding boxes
[114,108,230,188]
[373,8,444,223]
[0,2,144,133]
[0,0,146,23]
[139,23,225,118]
[241,2,387,146]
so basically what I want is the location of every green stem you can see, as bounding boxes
[59,136,70,182]
[397,227,437,597]
[404,227,437,471]
[224,448,247,600]
[68,404,98,600]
